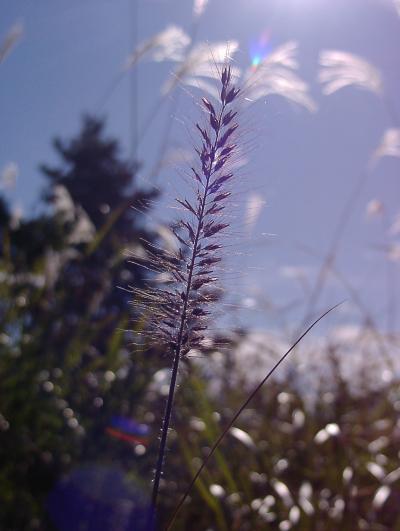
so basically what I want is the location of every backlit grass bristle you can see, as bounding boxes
[136,64,241,526]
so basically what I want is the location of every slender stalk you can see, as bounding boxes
[165,301,343,530]
[299,90,400,333]
[147,346,180,530]
[148,101,226,527]
[299,169,368,331]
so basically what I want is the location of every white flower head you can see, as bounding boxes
[209,484,225,498]
[244,41,317,112]
[52,185,95,244]
[124,25,191,70]
[193,0,209,17]
[1,162,18,189]
[366,461,386,480]
[373,129,400,161]
[389,212,400,236]
[318,50,382,95]
[163,41,240,97]
[366,199,384,218]
[372,485,390,509]
[10,203,23,230]
[229,426,256,448]
[272,479,293,507]
[68,207,95,244]
[245,193,265,236]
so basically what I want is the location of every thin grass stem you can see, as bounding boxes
[144,66,241,529]
[165,301,343,530]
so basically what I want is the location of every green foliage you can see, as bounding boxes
[0,117,159,530]
[0,116,398,531]
[157,359,400,531]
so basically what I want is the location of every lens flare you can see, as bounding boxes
[249,30,272,69]
[106,416,150,445]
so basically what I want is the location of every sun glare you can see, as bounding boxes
[249,30,271,69]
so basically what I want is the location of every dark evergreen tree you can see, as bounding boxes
[0,117,158,530]
[41,115,155,314]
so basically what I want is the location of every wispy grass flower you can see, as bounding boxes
[123,24,239,101]
[124,25,191,70]
[135,65,241,527]
[373,128,400,160]
[0,22,23,64]
[162,41,240,97]
[244,41,317,112]
[318,50,382,95]
[193,0,209,18]
[390,212,400,236]
[0,162,18,190]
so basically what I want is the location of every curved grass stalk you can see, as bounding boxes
[165,301,343,530]
[140,65,241,529]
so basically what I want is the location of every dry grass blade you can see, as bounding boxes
[0,22,23,64]
[318,50,382,95]
[245,193,265,236]
[124,25,191,70]
[244,41,317,111]
[1,162,18,190]
[51,185,95,245]
[162,42,240,97]
[165,301,344,530]
[372,128,400,162]
[390,212,400,236]
[193,0,209,18]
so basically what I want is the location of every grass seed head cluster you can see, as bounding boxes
[135,66,240,359]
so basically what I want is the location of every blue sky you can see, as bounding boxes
[1,0,400,331]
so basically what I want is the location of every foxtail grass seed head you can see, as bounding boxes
[133,66,240,357]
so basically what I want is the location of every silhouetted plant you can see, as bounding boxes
[0,117,158,530]
[134,65,241,526]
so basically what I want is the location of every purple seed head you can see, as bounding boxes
[133,64,241,357]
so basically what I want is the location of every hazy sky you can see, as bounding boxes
[1,0,399,331]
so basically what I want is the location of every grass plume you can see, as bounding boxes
[135,64,241,527]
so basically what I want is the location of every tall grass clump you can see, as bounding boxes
[134,65,241,526]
